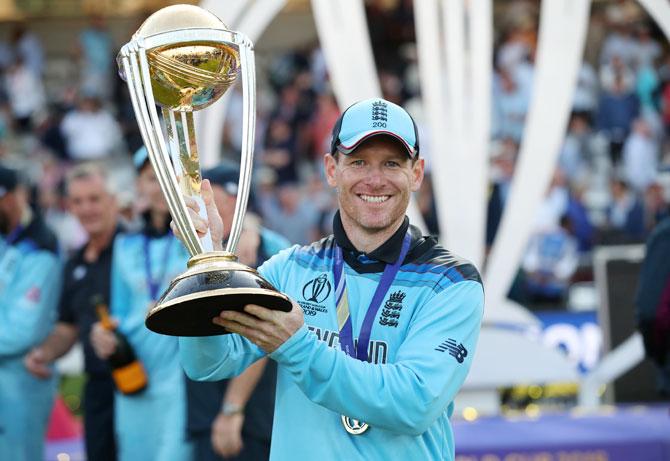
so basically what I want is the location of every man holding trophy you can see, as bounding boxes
[118,5,483,460]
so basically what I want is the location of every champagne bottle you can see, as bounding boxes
[94,297,148,395]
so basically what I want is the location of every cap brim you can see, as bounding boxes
[337,130,416,158]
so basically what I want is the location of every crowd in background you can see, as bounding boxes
[0,0,669,312]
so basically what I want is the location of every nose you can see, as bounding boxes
[363,164,385,187]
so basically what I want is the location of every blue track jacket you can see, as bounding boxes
[0,217,62,461]
[180,220,484,460]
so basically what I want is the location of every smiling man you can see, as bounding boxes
[179,98,484,461]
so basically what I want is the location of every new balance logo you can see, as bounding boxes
[436,339,468,363]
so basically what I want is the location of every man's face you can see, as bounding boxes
[67,175,118,237]
[137,166,169,214]
[0,194,13,234]
[210,183,236,239]
[325,136,424,235]
[0,188,23,235]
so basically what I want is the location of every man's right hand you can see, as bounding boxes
[24,347,52,379]
[170,179,225,251]
[90,321,118,360]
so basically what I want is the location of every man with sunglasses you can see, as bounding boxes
[179,98,484,460]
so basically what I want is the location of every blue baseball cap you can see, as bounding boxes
[330,98,419,158]
[203,165,239,196]
[133,146,150,171]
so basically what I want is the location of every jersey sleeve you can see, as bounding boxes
[178,246,299,381]
[269,279,484,436]
[0,250,63,357]
[110,236,133,325]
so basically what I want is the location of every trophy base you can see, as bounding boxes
[145,252,292,336]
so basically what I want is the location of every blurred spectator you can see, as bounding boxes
[260,180,319,245]
[600,55,635,94]
[566,185,595,253]
[559,114,593,185]
[599,20,636,69]
[90,149,191,460]
[635,215,670,397]
[4,57,46,133]
[10,22,44,77]
[596,74,640,165]
[486,138,518,247]
[572,62,599,118]
[492,68,530,142]
[622,118,659,193]
[24,163,119,461]
[262,117,299,184]
[60,94,124,161]
[643,182,669,232]
[604,178,645,242]
[633,24,662,70]
[535,169,570,232]
[76,14,115,100]
[0,165,62,460]
[308,92,340,161]
[635,62,660,113]
[522,215,579,307]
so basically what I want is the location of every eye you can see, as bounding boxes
[385,160,401,168]
[350,159,366,167]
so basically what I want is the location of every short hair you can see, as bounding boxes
[66,162,116,197]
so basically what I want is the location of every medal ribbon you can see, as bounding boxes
[143,234,173,301]
[333,232,411,362]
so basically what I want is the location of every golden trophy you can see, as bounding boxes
[117,4,291,336]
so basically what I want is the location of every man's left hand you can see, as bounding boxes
[213,300,304,353]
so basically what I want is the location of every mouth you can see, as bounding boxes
[358,194,391,204]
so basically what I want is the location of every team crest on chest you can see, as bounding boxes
[379,290,405,328]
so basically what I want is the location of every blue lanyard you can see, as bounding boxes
[5,224,24,245]
[1,224,24,259]
[332,232,411,362]
[143,234,173,301]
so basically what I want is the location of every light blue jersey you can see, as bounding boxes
[0,218,62,461]
[180,222,484,460]
[111,226,192,461]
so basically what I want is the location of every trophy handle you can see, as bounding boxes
[163,108,214,252]
[120,40,206,257]
[225,33,255,255]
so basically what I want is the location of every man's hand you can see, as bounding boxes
[213,300,304,353]
[24,347,52,379]
[211,412,244,457]
[90,321,118,360]
[170,179,225,251]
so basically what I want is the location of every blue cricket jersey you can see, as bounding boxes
[110,220,192,461]
[0,216,62,461]
[180,216,484,460]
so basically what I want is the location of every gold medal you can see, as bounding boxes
[341,415,369,435]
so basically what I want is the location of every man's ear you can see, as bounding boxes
[324,154,338,187]
[410,158,425,192]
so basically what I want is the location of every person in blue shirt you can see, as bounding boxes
[0,165,62,461]
[187,165,291,460]
[91,148,192,460]
[178,98,485,461]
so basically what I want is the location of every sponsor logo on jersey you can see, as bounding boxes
[307,326,388,364]
[435,338,468,363]
[379,290,405,328]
